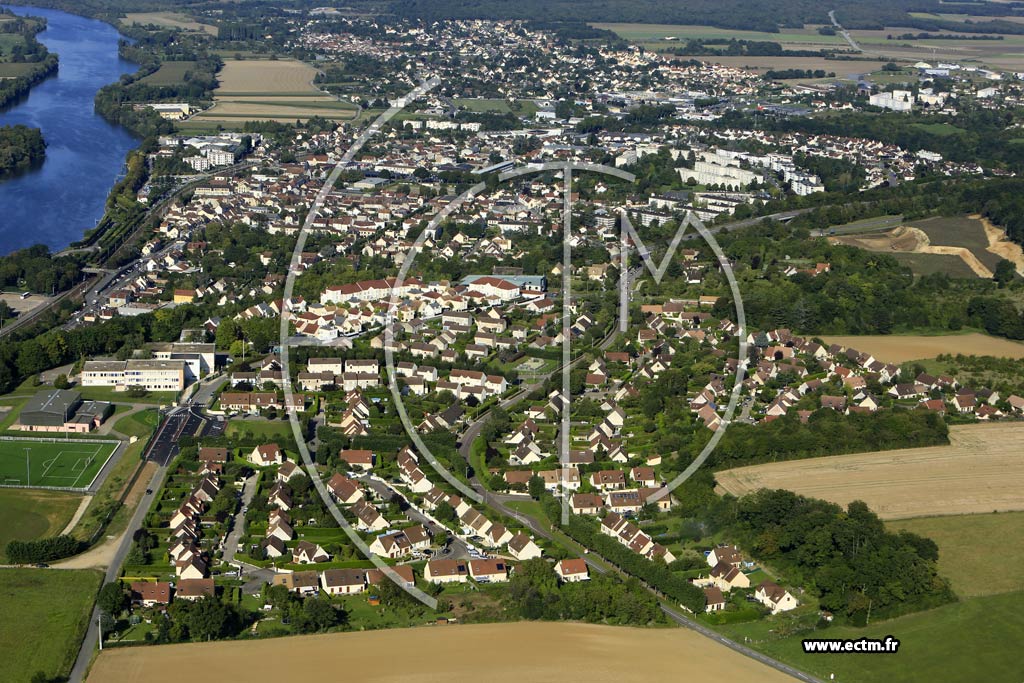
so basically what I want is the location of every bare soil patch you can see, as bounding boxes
[975,213,1024,275]
[716,423,1024,520]
[820,333,1024,363]
[87,621,794,683]
[0,291,52,314]
[831,225,993,277]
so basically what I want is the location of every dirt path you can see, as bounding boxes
[54,461,155,570]
[974,213,1024,275]
[60,495,93,536]
[87,621,796,683]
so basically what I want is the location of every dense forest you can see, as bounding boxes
[733,490,954,621]
[0,124,46,177]
[7,0,1020,36]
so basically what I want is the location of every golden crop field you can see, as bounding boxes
[820,333,1024,363]
[123,12,218,36]
[193,59,357,125]
[87,621,795,682]
[716,423,1024,520]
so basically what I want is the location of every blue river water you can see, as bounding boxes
[0,5,138,255]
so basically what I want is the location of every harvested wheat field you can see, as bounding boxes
[123,12,218,36]
[821,333,1024,363]
[194,59,357,125]
[87,622,793,683]
[716,423,1024,520]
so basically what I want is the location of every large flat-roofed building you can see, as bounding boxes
[15,389,113,434]
[151,342,216,380]
[82,359,188,392]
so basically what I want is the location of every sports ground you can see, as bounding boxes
[0,438,118,490]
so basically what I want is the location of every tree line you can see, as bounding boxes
[733,489,953,622]
[0,124,46,177]
[5,535,84,564]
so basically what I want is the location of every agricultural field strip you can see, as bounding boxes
[715,424,1024,520]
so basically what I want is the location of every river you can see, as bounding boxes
[0,5,137,255]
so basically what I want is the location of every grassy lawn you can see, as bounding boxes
[0,395,30,431]
[717,590,1024,683]
[0,568,102,681]
[451,98,539,116]
[890,252,979,279]
[113,409,159,439]
[71,439,146,544]
[0,488,82,561]
[225,418,297,445]
[888,512,1024,597]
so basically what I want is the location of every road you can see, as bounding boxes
[222,474,259,565]
[828,10,861,53]
[66,461,169,683]
[189,375,229,408]
[68,403,215,682]
[357,475,472,559]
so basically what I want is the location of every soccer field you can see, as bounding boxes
[0,438,119,490]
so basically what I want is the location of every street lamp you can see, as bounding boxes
[24,448,31,486]
[61,397,70,441]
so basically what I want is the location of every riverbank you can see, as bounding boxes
[86,621,796,682]
[0,4,139,254]
[0,8,59,109]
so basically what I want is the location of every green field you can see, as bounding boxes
[0,438,118,489]
[0,488,82,561]
[0,62,37,77]
[225,418,297,445]
[139,60,196,86]
[0,568,102,682]
[717,590,1024,683]
[591,22,844,46]
[906,215,1003,271]
[891,252,980,279]
[0,33,23,59]
[452,97,539,115]
[113,409,159,439]
[889,513,1024,597]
